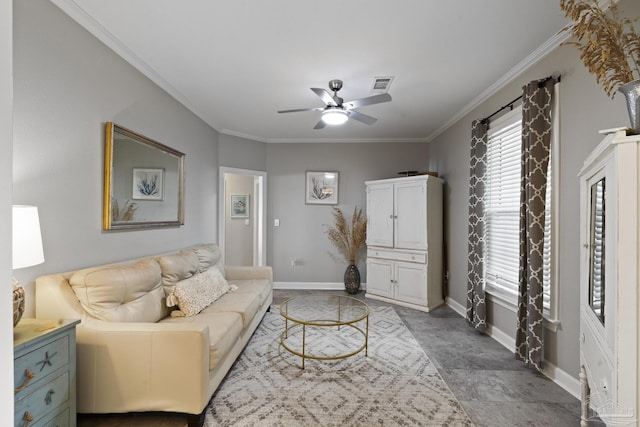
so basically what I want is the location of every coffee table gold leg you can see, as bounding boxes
[301,324,306,369]
[365,316,369,357]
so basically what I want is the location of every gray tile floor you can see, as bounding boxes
[78,289,582,426]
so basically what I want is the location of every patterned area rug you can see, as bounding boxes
[205,305,474,426]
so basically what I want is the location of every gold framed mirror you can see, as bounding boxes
[103,122,185,230]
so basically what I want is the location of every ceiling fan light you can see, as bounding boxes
[322,109,348,125]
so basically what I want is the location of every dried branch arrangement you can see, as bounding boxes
[560,0,640,97]
[325,206,367,264]
[112,199,137,222]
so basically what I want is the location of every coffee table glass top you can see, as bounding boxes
[279,294,370,326]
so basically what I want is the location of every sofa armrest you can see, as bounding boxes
[224,265,273,282]
[76,319,210,414]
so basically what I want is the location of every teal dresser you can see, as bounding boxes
[14,319,80,427]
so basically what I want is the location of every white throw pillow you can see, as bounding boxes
[168,268,231,317]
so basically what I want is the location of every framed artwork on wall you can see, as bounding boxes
[231,194,249,218]
[305,171,339,205]
[132,168,164,201]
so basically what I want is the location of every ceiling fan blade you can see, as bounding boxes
[278,107,323,113]
[348,110,378,125]
[311,88,338,106]
[344,93,392,109]
[313,119,326,130]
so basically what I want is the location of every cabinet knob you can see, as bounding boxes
[22,411,33,427]
[579,333,585,343]
[14,369,35,394]
[389,214,393,219]
[45,388,55,405]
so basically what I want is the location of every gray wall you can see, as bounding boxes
[265,142,430,284]
[219,133,267,171]
[426,0,639,380]
[2,0,13,413]
[225,173,255,265]
[12,0,220,317]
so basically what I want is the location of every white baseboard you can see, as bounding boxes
[445,298,580,400]
[445,297,466,317]
[273,282,368,291]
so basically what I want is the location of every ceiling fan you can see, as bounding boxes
[278,79,392,129]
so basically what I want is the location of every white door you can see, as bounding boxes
[366,258,394,298]
[395,261,428,306]
[394,180,427,250]
[366,183,394,247]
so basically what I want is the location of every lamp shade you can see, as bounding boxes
[12,205,44,269]
[322,108,349,125]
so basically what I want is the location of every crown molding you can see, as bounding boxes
[425,29,571,142]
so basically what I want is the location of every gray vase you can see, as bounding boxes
[618,79,640,134]
[344,264,361,294]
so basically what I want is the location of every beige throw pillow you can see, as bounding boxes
[168,268,232,317]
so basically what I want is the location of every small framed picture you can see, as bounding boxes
[132,168,164,200]
[305,171,339,205]
[231,194,249,218]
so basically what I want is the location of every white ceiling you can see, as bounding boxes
[51,0,570,143]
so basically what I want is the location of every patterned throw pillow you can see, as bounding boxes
[168,268,231,317]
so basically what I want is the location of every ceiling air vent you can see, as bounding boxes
[371,76,394,93]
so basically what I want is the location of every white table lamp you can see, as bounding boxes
[12,205,45,327]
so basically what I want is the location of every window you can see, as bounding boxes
[485,107,522,304]
[484,103,559,323]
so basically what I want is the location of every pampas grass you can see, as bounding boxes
[560,0,640,97]
[325,206,367,264]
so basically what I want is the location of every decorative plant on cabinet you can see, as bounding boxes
[560,0,640,131]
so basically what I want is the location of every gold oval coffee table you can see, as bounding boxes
[279,294,370,369]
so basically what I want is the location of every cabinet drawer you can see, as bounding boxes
[367,248,426,264]
[32,407,69,427]
[581,323,614,407]
[15,372,69,427]
[15,336,69,395]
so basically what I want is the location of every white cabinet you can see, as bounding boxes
[365,175,443,312]
[578,129,639,426]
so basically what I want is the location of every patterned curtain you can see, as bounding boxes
[466,119,488,333]
[515,77,556,371]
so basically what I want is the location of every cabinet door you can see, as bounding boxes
[394,180,427,250]
[366,258,394,298]
[367,183,394,247]
[395,261,428,306]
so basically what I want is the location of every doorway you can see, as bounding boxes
[218,167,266,266]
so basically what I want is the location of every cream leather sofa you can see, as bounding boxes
[35,244,272,426]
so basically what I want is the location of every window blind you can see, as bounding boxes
[485,119,521,301]
[485,110,554,314]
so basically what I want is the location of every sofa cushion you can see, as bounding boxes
[230,279,272,307]
[169,268,232,317]
[160,311,243,370]
[156,251,199,296]
[69,259,165,322]
[201,290,261,328]
[182,244,222,274]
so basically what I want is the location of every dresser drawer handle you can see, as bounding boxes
[23,411,34,427]
[45,388,55,405]
[36,351,57,371]
[14,369,35,393]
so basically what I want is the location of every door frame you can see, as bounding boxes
[218,167,267,266]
